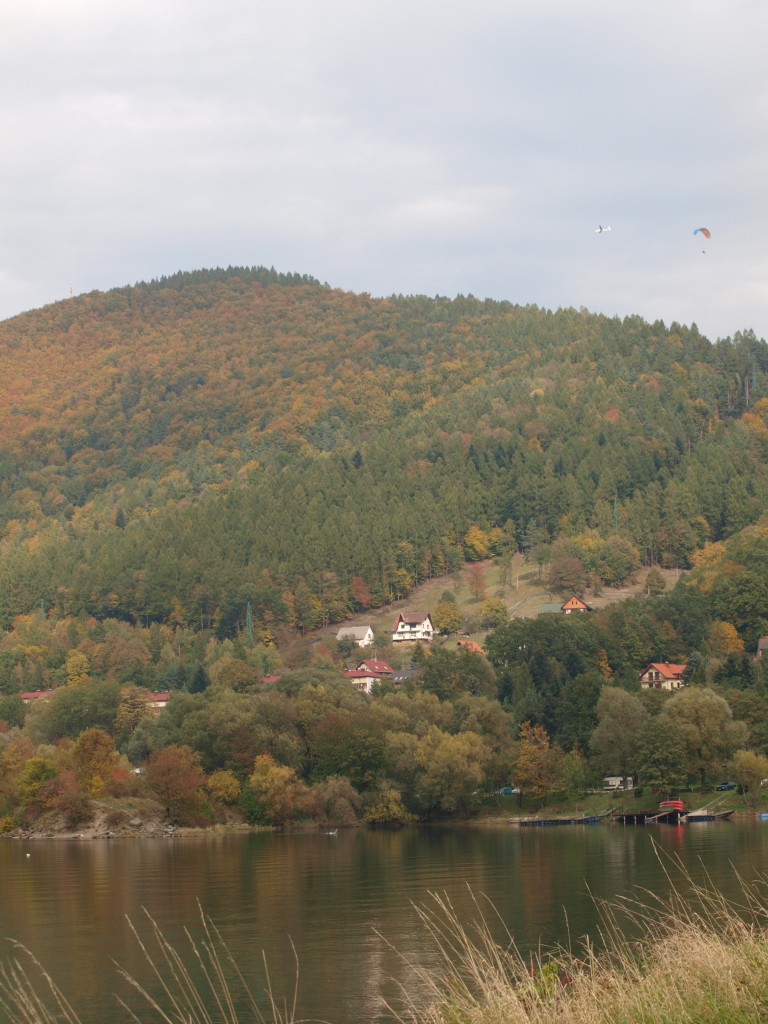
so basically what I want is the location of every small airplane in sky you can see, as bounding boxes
[594,225,612,234]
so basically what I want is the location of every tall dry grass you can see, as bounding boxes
[4,852,768,1024]
[386,857,768,1024]
[0,906,301,1024]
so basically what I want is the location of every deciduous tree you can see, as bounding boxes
[589,687,647,778]
[248,753,307,827]
[145,744,207,823]
[514,722,566,805]
[728,750,768,811]
[661,686,748,789]
[71,728,119,796]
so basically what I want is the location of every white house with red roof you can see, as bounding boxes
[343,668,383,695]
[19,689,55,705]
[357,658,394,676]
[392,612,433,643]
[638,663,687,690]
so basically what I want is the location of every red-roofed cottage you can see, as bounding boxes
[343,669,383,695]
[356,659,394,676]
[638,663,687,690]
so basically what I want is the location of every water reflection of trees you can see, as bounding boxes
[0,826,763,1022]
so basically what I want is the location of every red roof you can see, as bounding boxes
[357,659,393,674]
[561,596,591,610]
[644,663,686,678]
[19,689,55,702]
[343,670,383,680]
[262,674,281,684]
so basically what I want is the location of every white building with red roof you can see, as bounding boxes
[638,663,687,690]
[343,669,383,695]
[19,689,55,705]
[356,659,394,676]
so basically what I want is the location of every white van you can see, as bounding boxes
[603,776,633,791]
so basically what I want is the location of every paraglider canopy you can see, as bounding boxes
[693,227,711,239]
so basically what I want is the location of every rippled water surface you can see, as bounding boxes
[2,820,767,1023]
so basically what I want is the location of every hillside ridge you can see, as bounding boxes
[0,266,766,643]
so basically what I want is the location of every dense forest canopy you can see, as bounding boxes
[0,265,767,637]
[3,268,768,830]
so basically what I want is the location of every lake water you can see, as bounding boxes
[2,820,768,1023]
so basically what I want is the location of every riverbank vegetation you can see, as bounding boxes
[4,533,768,832]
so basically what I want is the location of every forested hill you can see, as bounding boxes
[1,265,767,638]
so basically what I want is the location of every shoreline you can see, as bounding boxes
[5,810,757,840]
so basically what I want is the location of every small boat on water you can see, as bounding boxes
[681,808,734,823]
[645,799,685,824]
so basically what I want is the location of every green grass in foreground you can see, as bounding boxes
[3,850,768,1024]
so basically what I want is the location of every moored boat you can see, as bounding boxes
[645,799,685,824]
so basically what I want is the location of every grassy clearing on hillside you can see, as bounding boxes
[323,557,680,657]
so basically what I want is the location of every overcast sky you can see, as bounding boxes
[1,0,766,341]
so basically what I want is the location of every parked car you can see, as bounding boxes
[493,787,519,796]
[716,781,738,791]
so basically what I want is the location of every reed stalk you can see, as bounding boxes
[4,849,768,1024]
[384,856,768,1024]
[0,903,303,1024]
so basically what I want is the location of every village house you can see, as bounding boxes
[756,637,768,659]
[343,668,383,695]
[392,667,418,686]
[561,595,592,613]
[19,689,54,705]
[392,612,434,643]
[638,662,687,690]
[335,624,375,648]
[538,595,593,615]
[356,658,394,677]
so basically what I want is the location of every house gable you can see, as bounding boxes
[392,612,434,642]
[561,596,591,613]
[639,662,687,690]
[336,625,375,647]
[343,669,382,695]
[357,659,394,676]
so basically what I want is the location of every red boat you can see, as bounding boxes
[646,799,685,824]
